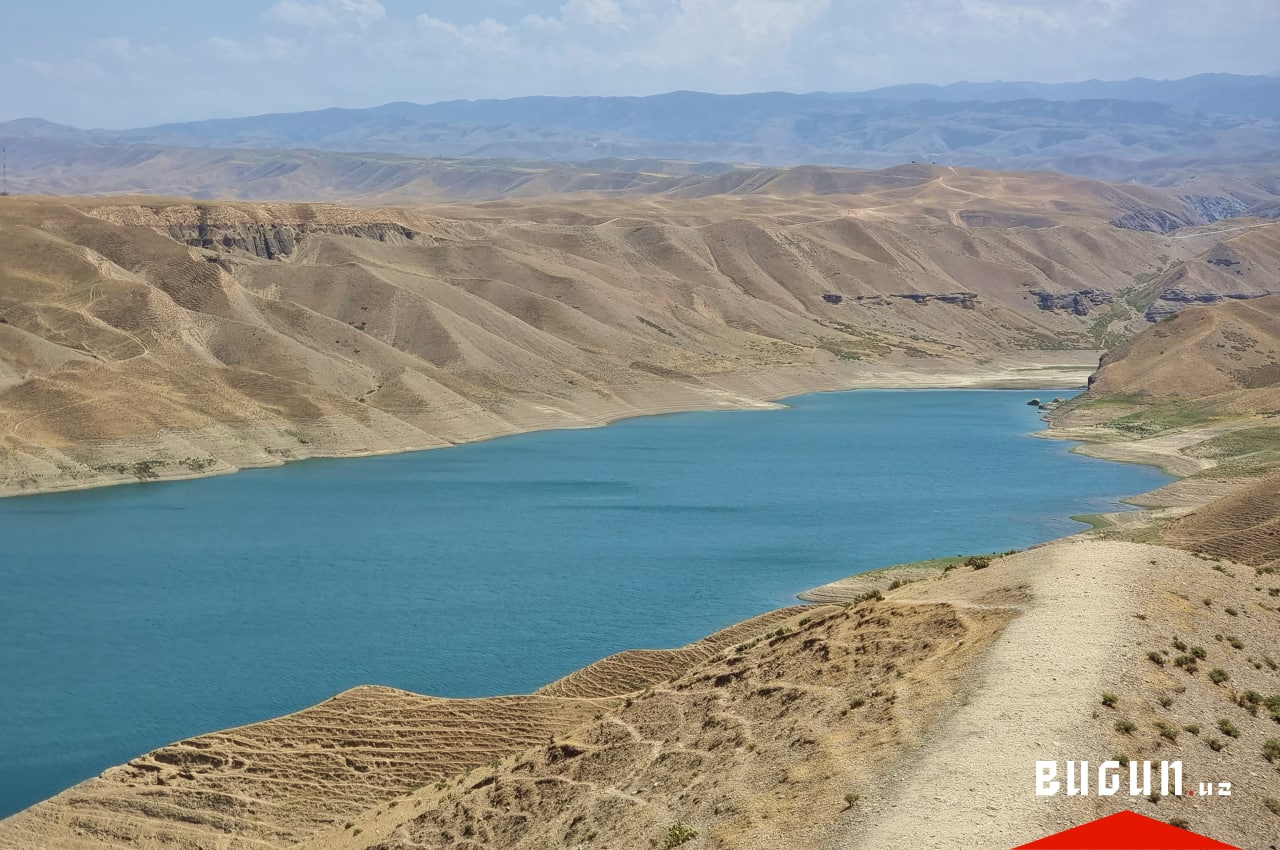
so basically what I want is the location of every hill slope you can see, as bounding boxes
[3,168,1234,496]
[5,203,1280,849]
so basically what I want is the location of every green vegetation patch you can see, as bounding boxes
[1107,399,1232,436]
[1182,426,1280,474]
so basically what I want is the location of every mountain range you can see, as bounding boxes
[4,73,1280,196]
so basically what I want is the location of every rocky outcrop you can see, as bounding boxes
[1179,194,1250,223]
[167,221,418,260]
[1029,289,1114,315]
[1110,195,1251,234]
[888,292,979,308]
[87,204,420,260]
[1110,208,1192,235]
[1143,289,1274,322]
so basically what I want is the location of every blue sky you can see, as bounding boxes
[3,0,1278,128]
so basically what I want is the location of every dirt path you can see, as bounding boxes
[836,538,1167,849]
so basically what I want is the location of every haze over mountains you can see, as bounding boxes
[4,73,1280,202]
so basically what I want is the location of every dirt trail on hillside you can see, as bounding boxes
[837,539,1178,849]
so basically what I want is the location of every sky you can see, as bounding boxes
[2,0,1278,128]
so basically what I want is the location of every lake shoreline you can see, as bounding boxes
[1,369,1203,844]
[1,354,1097,499]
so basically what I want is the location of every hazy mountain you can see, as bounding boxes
[4,74,1279,184]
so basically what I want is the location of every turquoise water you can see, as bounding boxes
[0,389,1170,817]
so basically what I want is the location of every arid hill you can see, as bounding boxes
[10,167,1272,496]
[1087,291,1280,405]
[1056,293,1280,572]
[5,232,1280,849]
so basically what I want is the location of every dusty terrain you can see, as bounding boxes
[5,167,1249,496]
[4,297,1280,848]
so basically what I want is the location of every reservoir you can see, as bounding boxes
[0,389,1171,816]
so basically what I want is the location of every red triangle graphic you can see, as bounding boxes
[1013,811,1240,849]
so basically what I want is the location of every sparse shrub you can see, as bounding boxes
[1237,691,1264,715]
[1115,718,1137,734]
[1101,692,1119,708]
[1154,722,1178,743]
[1191,646,1207,660]
[1169,818,1191,830]
[1158,695,1174,709]
[1209,668,1230,685]
[966,555,992,570]
[1207,737,1227,752]
[1147,651,1166,667]
[1113,754,1130,767]
[1217,719,1241,738]
[1183,724,1200,735]
[844,791,861,808]
[1266,797,1280,816]
[1227,635,1245,650]
[1264,739,1280,763]
[1225,607,1239,616]
[1173,654,1199,673]
[1172,638,1188,652]
[660,822,698,849]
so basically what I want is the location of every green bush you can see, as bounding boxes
[660,823,698,849]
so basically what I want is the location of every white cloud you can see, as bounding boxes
[562,0,630,28]
[209,36,303,64]
[14,56,109,82]
[268,0,385,29]
[417,15,518,54]
[269,1,339,28]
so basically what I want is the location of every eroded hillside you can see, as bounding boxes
[6,169,1274,495]
[6,296,1280,847]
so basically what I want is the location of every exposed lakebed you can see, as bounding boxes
[0,389,1170,816]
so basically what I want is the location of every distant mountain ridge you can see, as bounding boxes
[4,73,1280,185]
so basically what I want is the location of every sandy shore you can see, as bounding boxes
[0,354,1097,498]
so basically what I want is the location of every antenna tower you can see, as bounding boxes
[1,146,8,196]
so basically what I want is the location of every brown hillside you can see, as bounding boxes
[0,177,1193,495]
[1084,293,1280,405]
[1163,474,1280,567]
